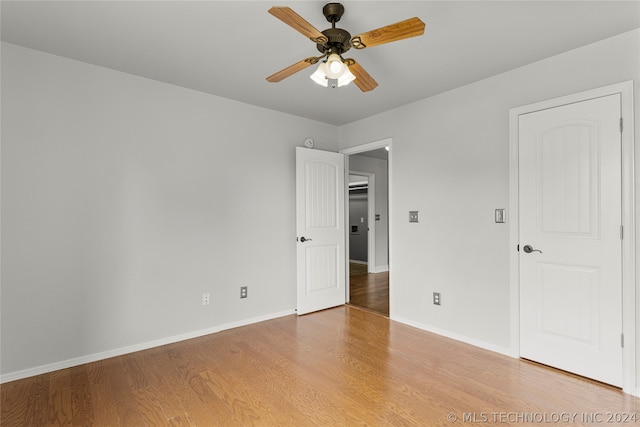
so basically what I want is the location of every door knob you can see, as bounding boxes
[523,245,542,254]
[299,236,312,242]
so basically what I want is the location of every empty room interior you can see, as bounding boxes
[2,1,640,425]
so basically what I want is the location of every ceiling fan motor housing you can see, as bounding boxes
[317,28,352,54]
[316,3,351,54]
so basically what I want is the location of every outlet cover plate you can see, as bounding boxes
[433,292,441,306]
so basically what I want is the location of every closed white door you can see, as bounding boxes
[296,147,346,315]
[519,94,622,386]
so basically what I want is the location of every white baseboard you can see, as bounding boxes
[348,261,389,273]
[373,265,389,273]
[391,315,514,358]
[0,309,296,384]
[393,316,640,397]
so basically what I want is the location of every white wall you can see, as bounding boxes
[0,43,338,378]
[348,154,389,271]
[2,27,639,392]
[338,29,640,379]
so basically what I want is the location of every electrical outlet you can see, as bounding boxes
[202,293,210,305]
[433,292,441,306]
[240,286,248,299]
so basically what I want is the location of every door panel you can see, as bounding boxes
[306,161,338,228]
[537,263,597,343]
[296,147,346,315]
[539,122,598,237]
[306,245,338,292]
[519,94,622,386]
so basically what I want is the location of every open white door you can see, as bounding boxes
[518,94,623,386]
[296,147,346,315]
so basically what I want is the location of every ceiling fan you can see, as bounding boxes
[266,3,425,92]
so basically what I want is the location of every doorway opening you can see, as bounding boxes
[342,140,391,317]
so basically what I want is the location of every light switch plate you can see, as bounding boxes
[409,211,419,223]
[495,208,506,223]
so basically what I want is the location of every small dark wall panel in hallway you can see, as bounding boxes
[349,190,368,262]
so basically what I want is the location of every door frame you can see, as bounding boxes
[341,138,392,310]
[349,171,375,273]
[508,81,636,395]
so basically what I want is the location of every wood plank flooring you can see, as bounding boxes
[2,306,638,426]
[349,263,389,316]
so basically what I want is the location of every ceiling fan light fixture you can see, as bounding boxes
[310,53,355,88]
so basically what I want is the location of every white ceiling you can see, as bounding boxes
[2,1,639,126]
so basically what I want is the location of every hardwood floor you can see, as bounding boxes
[2,306,638,426]
[349,262,389,316]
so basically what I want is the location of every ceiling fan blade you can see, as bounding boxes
[350,17,425,49]
[268,6,328,44]
[345,60,378,92]
[266,57,320,83]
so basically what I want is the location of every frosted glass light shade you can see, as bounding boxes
[310,62,329,87]
[337,66,356,87]
[325,54,345,79]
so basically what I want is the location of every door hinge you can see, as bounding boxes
[620,225,624,240]
[620,117,623,132]
[621,333,625,348]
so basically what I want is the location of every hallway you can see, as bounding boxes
[349,263,389,316]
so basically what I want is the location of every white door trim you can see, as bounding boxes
[341,138,392,312]
[349,170,376,273]
[508,81,636,395]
